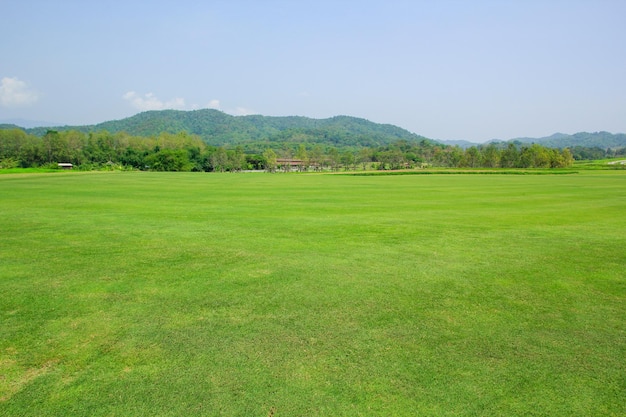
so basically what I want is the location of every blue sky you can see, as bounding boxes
[1,0,625,142]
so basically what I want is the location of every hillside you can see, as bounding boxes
[509,132,626,149]
[435,139,478,149]
[24,109,431,149]
[12,111,626,150]
[438,132,626,149]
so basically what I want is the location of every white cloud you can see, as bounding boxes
[0,77,39,107]
[123,91,252,115]
[123,91,186,111]
[231,106,256,116]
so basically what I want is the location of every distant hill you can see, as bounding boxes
[509,132,626,149]
[0,124,21,130]
[436,139,479,149]
[11,110,626,150]
[438,132,626,149]
[24,109,432,149]
[0,118,60,128]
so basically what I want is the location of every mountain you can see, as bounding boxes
[0,118,60,128]
[509,132,626,149]
[436,139,479,149]
[24,109,432,149]
[11,110,626,150]
[438,132,626,149]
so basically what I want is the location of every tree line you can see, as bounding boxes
[0,128,591,172]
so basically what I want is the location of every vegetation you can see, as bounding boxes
[4,110,625,172]
[1,171,624,415]
[18,109,429,149]
[509,131,626,149]
[0,127,579,172]
[436,132,626,152]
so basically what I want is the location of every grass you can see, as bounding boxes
[1,171,625,416]
[0,167,64,174]
[573,158,626,170]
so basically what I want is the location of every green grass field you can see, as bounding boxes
[1,171,625,416]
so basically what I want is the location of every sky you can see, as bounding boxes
[1,0,625,142]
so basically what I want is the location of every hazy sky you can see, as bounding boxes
[1,0,625,142]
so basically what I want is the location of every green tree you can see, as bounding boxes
[520,144,550,168]
[120,147,146,169]
[357,147,372,170]
[443,146,463,167]
[145,149,192,171]
[210,147,228,172]
[262,148,277,173]
[0,129,27,161]
[327,147,340,171]
[309,145,324,171]
[560,148,574,167]
[228,146,246,172]
[340,150,356,171]
[42,130,66,163]
[481,144,501,168]
[63,130,87,165]
[296,144,309,172]
[500,143,520,168]
[461,146,481,168]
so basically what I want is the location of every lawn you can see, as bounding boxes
[1,171,625,416]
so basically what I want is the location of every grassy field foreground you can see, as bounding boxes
[1,171,625,416]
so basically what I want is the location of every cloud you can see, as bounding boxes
[231,106,256,116]
[207,99,221,109]
[0,77,39,107]
[123,91,186,111]
[122,91,252,115]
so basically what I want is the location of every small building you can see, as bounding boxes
[276,158,303,166]
[58,163,73,170]
[276,158,304,171]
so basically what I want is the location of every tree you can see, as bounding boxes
[64,130,87,165]
[560,148,574,167]
[340,150,356,171]
[42,130,65,163]
[520,144,550,168]
[227,146,246,172]
[262,148,277,173]
[210,147,228,172]
[461,146,481,168]
[309,145,324,171]
[122,148,145,169]
[327,147,340,171]
[443,146,463,167]
[500,143,520,168]
[390,149,406,169]
[145,149,191,171]
[357,147,372,170]
[481,144,501,168]
[0,129,27,161]
[296,144,309,171]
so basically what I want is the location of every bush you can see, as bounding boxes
[0,158,19,169]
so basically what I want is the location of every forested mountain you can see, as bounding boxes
[24,109,431,150]
[2,110,624,171]
[10,110,625,151]
[438,132,626,149]
[507,132,626,149]
[436,139,478,149]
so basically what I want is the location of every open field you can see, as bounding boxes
[1,171,625,416]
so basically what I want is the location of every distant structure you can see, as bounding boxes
[57,163,73,170]
[276,158,304,171]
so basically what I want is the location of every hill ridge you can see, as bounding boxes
[6,109,626,150]
[23,109,430,149]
